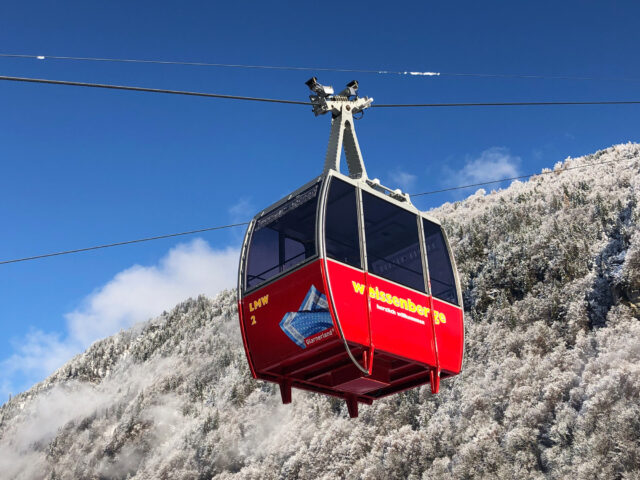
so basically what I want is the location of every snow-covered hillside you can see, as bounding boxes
[1,144,639,479]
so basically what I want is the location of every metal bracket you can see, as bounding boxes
[306,78,373,179]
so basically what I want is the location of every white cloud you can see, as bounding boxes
[389,170,418,191]
[228,197,254,224]
[66,239,238,344]
[2,330,79,389]
[0,239,239,399]
[532,149,544,160]
[0,380,12,405]
[457,147,521,185]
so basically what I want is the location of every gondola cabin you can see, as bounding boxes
[237,79,464,417]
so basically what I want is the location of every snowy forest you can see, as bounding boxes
[0,143,639,479]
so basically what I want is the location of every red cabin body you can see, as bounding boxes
[238,172,464,417]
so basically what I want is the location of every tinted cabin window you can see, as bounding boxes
[246,185,319,289]
[423,219,458,305]
[325,178,361,268]
[362,192,425,291]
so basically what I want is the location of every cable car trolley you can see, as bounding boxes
[237,79,464,417]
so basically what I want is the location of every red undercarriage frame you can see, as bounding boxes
[254,338,451,417]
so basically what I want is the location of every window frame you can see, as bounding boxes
[421,216,461,307]
[359,188,428,294]
[322,176,364,270]
[243,178,323,293]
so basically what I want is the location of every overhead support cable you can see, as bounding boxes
[2,52,639,82]
[0,75,311,105]
[373,101,640,108]
[2,75,640,108]
[0,223,249,265]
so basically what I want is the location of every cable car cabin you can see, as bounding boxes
[237,79,464,418]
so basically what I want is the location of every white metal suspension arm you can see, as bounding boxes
[321,98,372,179]
[306,78,373,179]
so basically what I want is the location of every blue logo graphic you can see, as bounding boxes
[279,285,333,348]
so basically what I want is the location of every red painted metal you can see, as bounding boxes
[241,260,336,372]
[237,300,257,379]
[426,281,440,393]
[238,256,464,417]
[432,297,464,375]
[364,272,437,367]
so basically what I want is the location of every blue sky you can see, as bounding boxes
[1,0,639,399]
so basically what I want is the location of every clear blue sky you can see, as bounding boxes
[1,0,639,398]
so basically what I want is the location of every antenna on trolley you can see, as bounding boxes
[306,77,373,179]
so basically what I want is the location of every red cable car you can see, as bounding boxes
[237,79,464,417]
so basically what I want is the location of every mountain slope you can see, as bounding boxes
[1,143,639,480]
